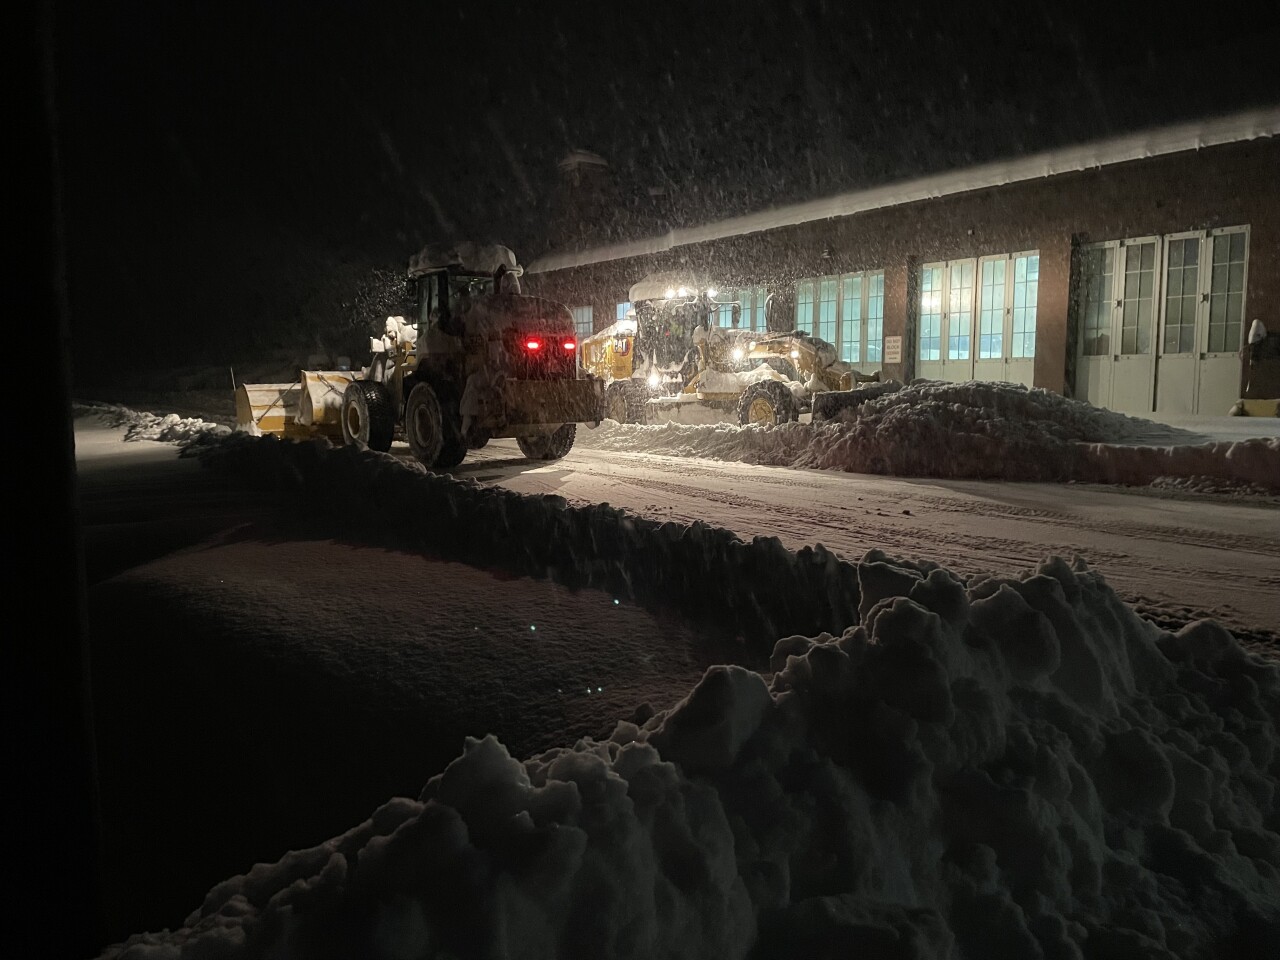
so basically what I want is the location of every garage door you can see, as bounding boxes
[1076,228,1248,416]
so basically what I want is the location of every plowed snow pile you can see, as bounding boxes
[74,402,229,444]
[578,381,1280,488]
[99,433,1279,960]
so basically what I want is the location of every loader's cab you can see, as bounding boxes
[408,268,497,338]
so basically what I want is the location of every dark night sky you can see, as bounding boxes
[54,0,1280,375]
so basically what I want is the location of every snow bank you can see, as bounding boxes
[98,542,1280,959]
[74,402,229,444]
[582,382,1280,489]
[185,434,862,651]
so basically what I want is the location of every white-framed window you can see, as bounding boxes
[739,285,768,330]
[697,286,768,329]
[816,278,838,344]
[978,257,1006,359]
[918,264,944,362]
[1079,244,1116,356]
[570,305,594,338]
[795,281,815,334]
[1079,237,1157,356]
[1207,228,1248,354]
[866,272,884,363]
[713,289,738,328]
[919,253,1038,364]
[1121,239,1157,355]
[947,259,975,360]
[1011,253,1039,359]
[616,301,631,320]
[840,274,862,362]
[1098,226,1248,358]
[1163,234,1201,354]
[796,270,886,365]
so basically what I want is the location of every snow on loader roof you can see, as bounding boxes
[407,241,522,278]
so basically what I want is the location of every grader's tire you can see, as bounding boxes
[602,381,646,424]
[517,423,577,461]
[340,380,394,451]
[736,380,798,426]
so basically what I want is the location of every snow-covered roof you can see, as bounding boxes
[408,242,521,278]
[528,108,1280,274]
[558,149,608,172]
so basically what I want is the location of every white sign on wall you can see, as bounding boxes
[883,336,902,364]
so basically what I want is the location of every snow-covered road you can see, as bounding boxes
[444,438,1280,643]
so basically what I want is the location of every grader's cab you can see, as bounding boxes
[580,270,868,426]
[235,242,602,466]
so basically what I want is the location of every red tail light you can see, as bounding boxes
[562,339,576,351]
[524,338,542,352]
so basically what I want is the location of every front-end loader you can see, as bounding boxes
[579,270,874,426]
[236,242,603,466]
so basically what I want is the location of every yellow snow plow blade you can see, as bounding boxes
[295,370,357,432]
[234,370,357,439]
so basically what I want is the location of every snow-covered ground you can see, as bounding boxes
[82,420,1279,960]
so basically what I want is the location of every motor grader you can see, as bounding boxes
[235,243,602,467]
[579,270,869,426]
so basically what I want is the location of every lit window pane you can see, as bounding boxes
[919,266,942,362]
[817,278,838,344]
[840,274,862,363]
[1011,254,1039,358]
[795,281,815,334]
[947,260,974,360]
[571,305,594,338]
[978,258,1005,359]
[867,272,884,362]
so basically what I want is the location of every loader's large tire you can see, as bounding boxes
[517,423,576,461]
[340,380,394,451]
[407,382,468,469]
[433,406,468,469]
[602,380,646,424]
[405,382,444,466]
[736,379,798,426]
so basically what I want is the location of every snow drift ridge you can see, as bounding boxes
[191,434,865,653]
